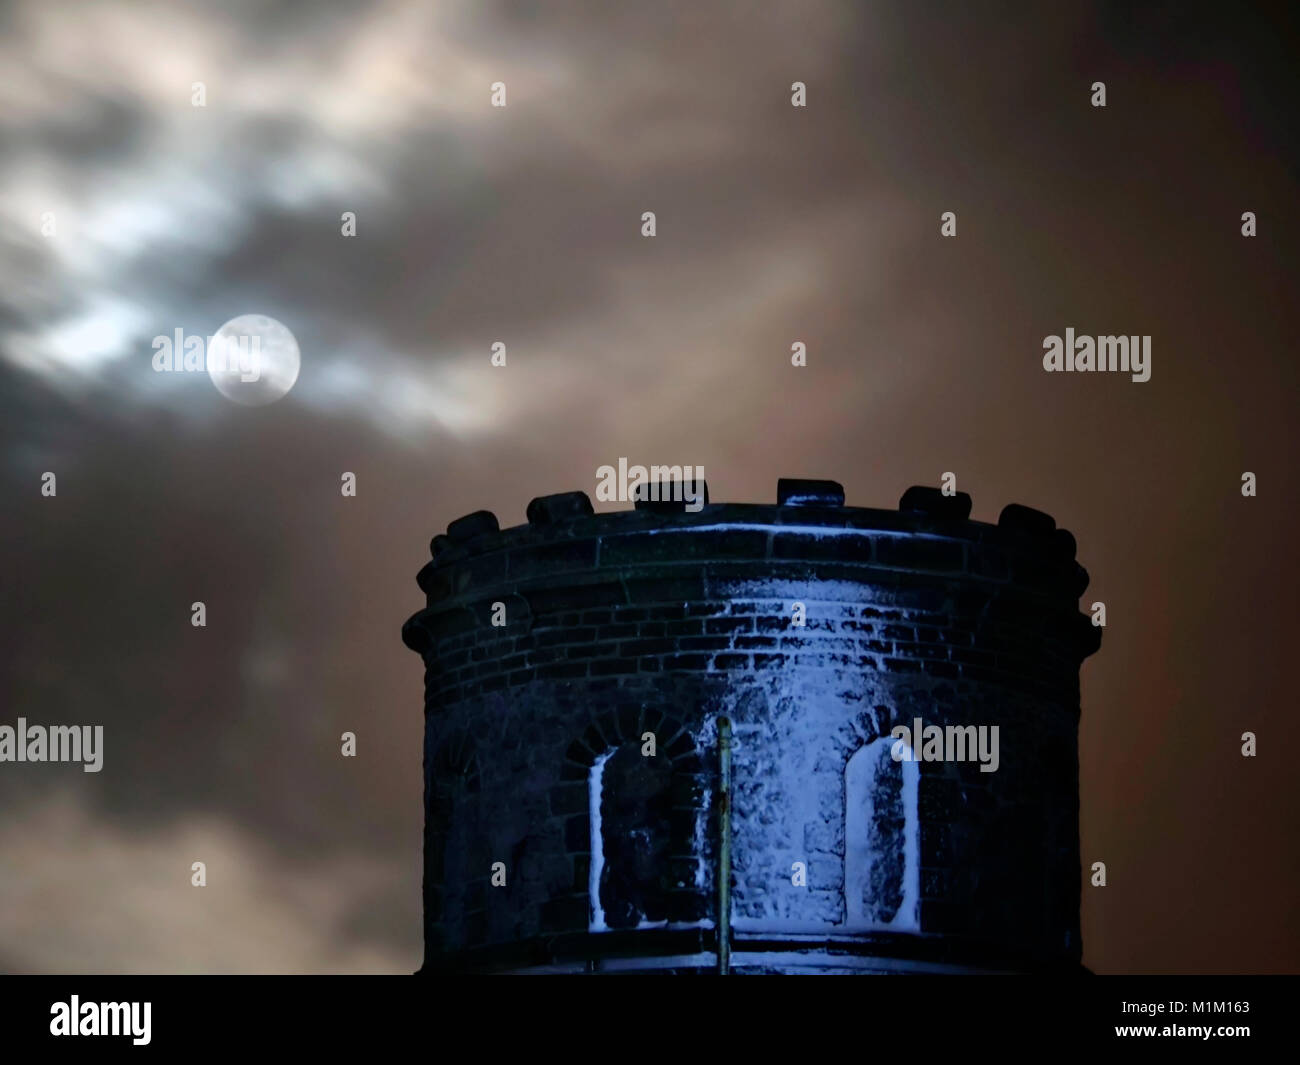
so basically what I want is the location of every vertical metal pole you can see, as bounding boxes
[717,716,732,975]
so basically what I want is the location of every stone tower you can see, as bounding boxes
[402,480,1101,973]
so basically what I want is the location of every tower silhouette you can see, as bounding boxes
[403,480,1100,973]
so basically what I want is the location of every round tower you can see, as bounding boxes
[402,480,1101,973]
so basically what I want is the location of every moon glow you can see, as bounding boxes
[208,314,300,406]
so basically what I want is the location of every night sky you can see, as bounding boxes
[1,0,1296,973]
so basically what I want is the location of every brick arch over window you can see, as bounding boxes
[425,730,481,950]
[556,709,706,932]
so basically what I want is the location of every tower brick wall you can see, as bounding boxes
[402,481,1101,973]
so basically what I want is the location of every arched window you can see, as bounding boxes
[426,730,480,949]
[589,740,675,930]
[844,737,920,931]
[559,711,705,935]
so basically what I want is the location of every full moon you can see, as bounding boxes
[208,314,300,406]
